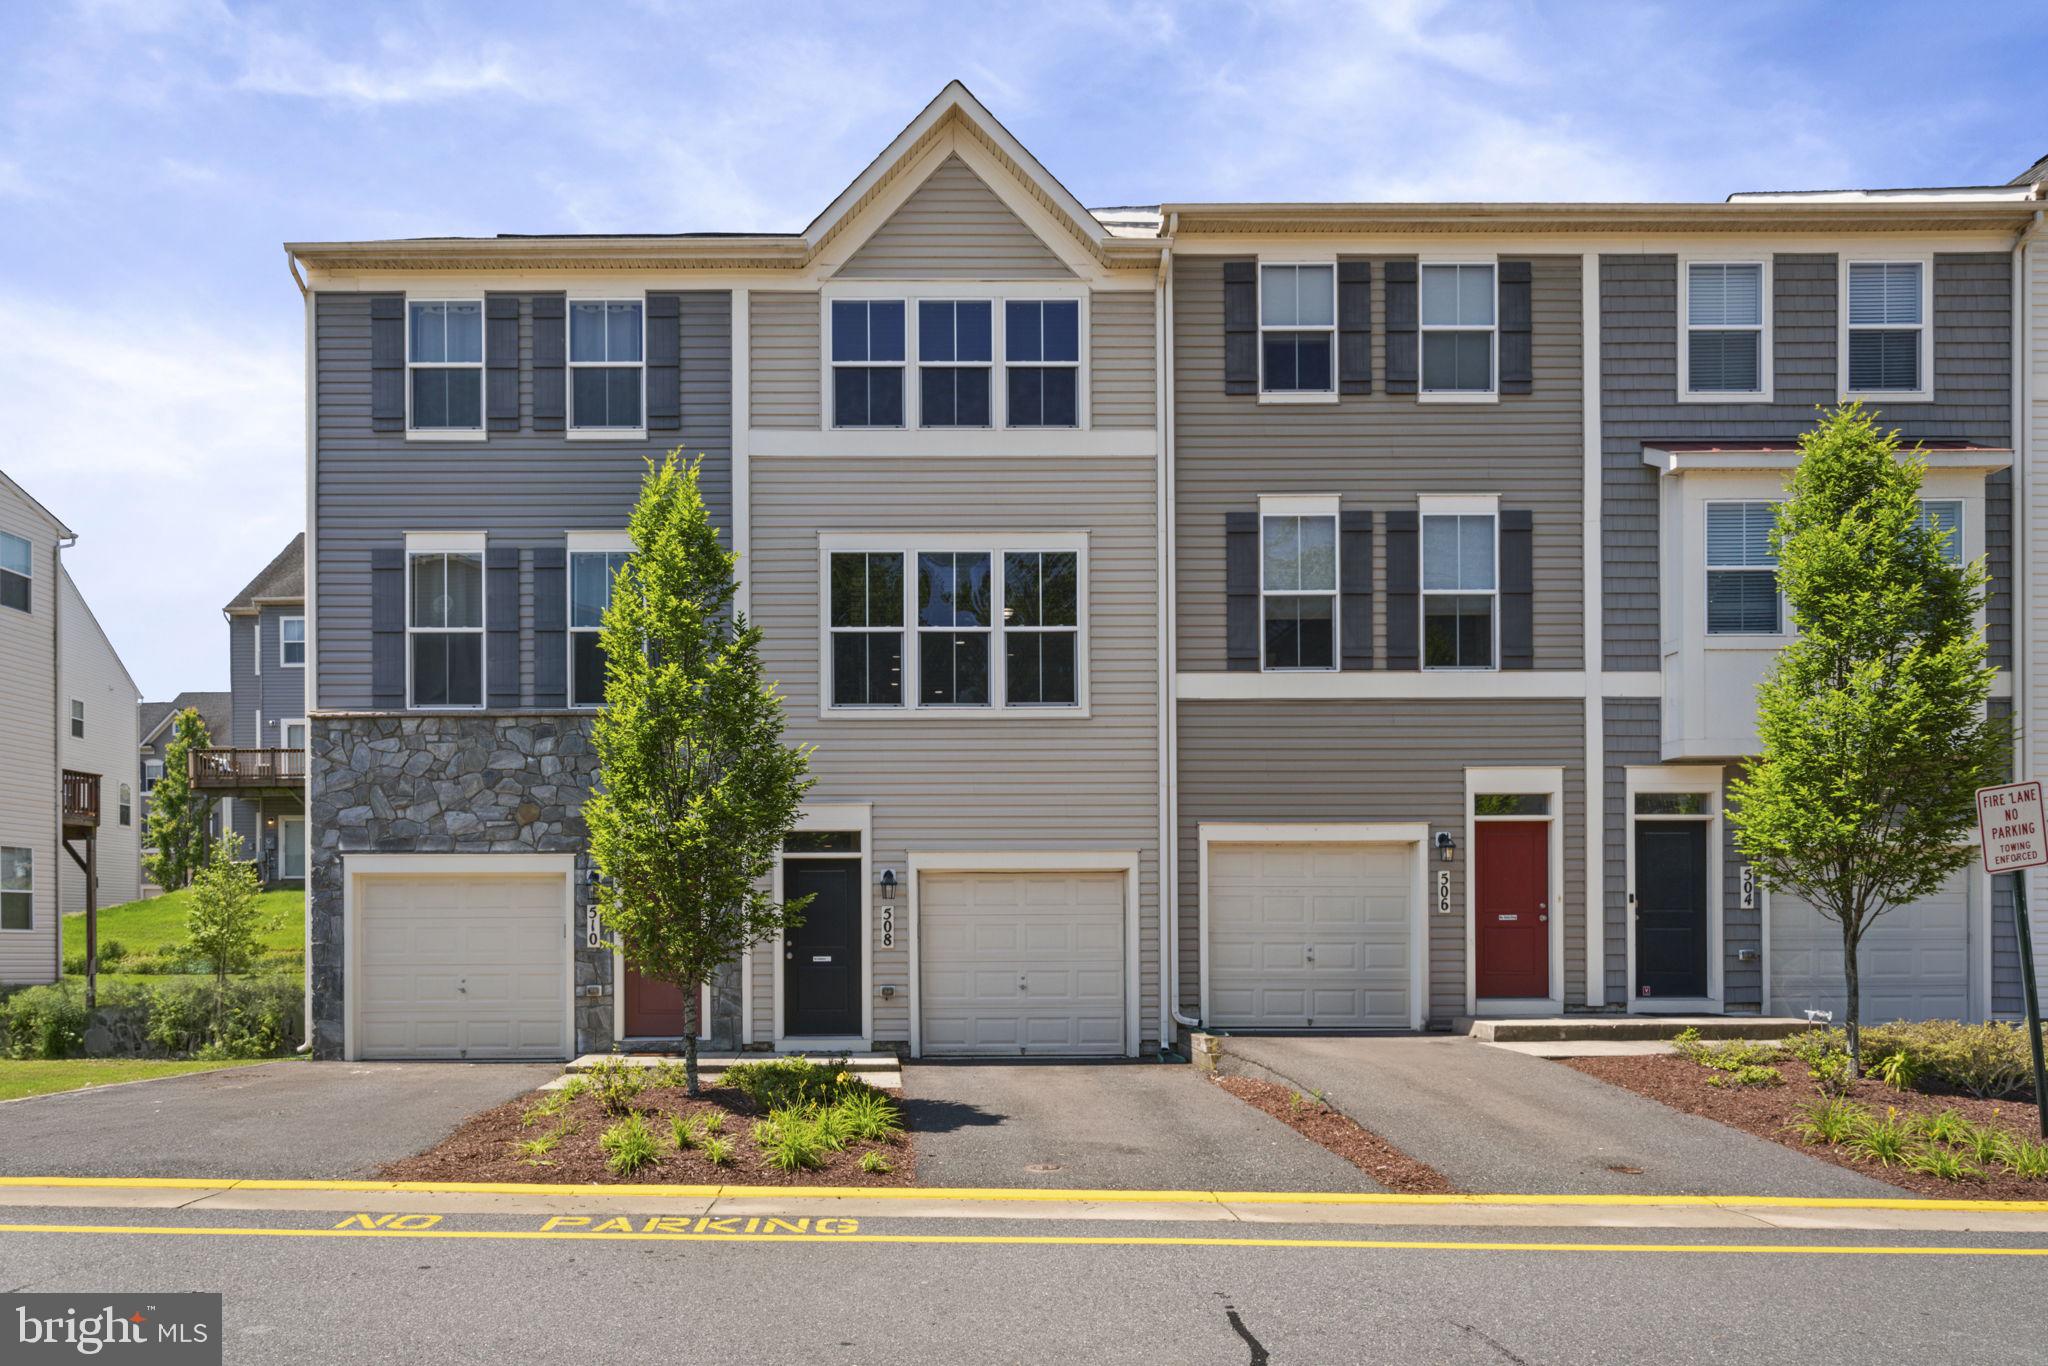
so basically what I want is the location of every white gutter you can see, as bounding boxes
[288,248,315,1051]
[1159,216,1199,1036]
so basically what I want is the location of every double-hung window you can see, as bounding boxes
[280,616,305,667]
[1917,499,1964,565]
[1420,263,1496,395]
[1005,300,1080,427]
[917,552,993,706]
[142,760,163,793]
[1259,264,1335,394]
[1260,506,1337,670]
[0,847,28,931]
[1705,501,1781,635]
[569,547,631,708]
[69,700,83,739]
[282,720,308,749]
[1421,508,1497,669]
[1684,262,1766,397]
[569,300,645,431]
[407,301,483,431]
[0,531,29,613]
[1002,552,1079,705]
[1844,260,1928,398]
[829,552,906,707]
[917,300,992,428]
[408,546,485,707]
[118,784,132,827]
[832,300,906,428]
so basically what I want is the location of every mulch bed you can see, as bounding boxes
[1212,1075,1455,1194]
[1567,1054,2047,1201]
[379,1082,914,1187]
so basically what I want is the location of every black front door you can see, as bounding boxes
[1635,821,1708,1000]
[784,859,861,1037]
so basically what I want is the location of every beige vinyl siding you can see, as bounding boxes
[750,291,822,430]
[0,486,58,984]
[836,154,1075,281]
[754,452,1160,1048]
[57,570,139,914]
[1177,699,1587,1023]
[1090,291,1157,429]
[1173,255,1585,672]
[2028,241,2048,985]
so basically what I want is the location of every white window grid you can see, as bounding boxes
[1841,258,1931,400]
[1704,499,1783,636]
[827,551,908,710]
[1680,260,1770,400]
[825,290,1092,431]
[568,548,632,708]
[1420,508,1500,671]
[406,548,486,709]
[1258,511,1339,672]
[0,846,30,932]
[1003,299,1082,428]
[567,298,647,432]
[1257,263,1337,396]
[405,299,485,433]
[280,615,305,667]
[1419,262,1498,398]
[916,299,994,429]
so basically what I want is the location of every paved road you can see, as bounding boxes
[0,1060,559,1179]
[902,1060,1381,1191]
[0,1203,2039,1364]
[1218,1034,1896,1197]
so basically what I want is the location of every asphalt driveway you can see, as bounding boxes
[1217,1034,1898,1197]
[0,1060,560,1179]
[900,1060,1381,1192]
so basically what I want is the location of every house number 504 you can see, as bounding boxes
[880,906,894,949]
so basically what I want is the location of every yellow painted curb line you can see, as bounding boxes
[1,1175,2045,1214]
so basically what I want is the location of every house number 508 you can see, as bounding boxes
[880,906,894,949]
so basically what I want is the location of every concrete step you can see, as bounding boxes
[566,1052,899,1073]
[1459,1016,1817,1043]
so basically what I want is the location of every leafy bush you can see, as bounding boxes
[1862,1021,2036,1099]
[0,984,92,1059]
[833,1090,905,1141]
[144,977,300,1058]
[2004,1139,2048,1180]
[523,1081,581,1126]
[859,1150,892,1175]
[701,1135,735,1167]
[759,1110,830,1172]
[97,940,127,968]
[1904,1146,1983,1182]
[1912,1109,1975,1145]
[1788,1097,1867,1146]
[1809,1052,1856,1097]
[1871,1049,1923,1092]
[1707,1064,1784,1089]
[582,1057,648,1116]
[671,1114,701,1150]
[1962,1124,2014,1168]
[699,1111,725,1136]
[721,1057,863,1111]
[599,1114,661,1175]
[1784,1028,1846,1069]
[1847,1109,1914,1166]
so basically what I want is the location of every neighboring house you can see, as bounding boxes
[285,83,2044,1062]
[212,536,308,888]
[0,469,139,985]
[137,690,231,888]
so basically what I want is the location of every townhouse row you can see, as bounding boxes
[286,85,2048,1061]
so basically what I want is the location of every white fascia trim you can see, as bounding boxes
[404,531,488,554]
[1643,447,2012,475]
[1464,766,1567,1016]
[1837,250,1936,404]
[752,430,1151,459]
[1256,494,1340,519]
[820,531,1088,554]
[404,430,489,443]
[1180,669,1588,700]
[1675,253,1775,405]
[1415,493,1501,518]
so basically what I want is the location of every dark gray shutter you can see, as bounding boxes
[532,547,567,707]
[646,294,681,431]
[1223,261,1257,395]
[486,546,520,707]
[1499,261,1533,395]
[1384,262,1418,395]
[1500,510,1534,669]
[1225,511,1260,670]
[370,547,406,707]
[1339,510,1373,669]
[1384,510,1419,670]
[1338,261,1372,395]
[531,295,566,431]
[370,296,405,432]
[486,296,520,432]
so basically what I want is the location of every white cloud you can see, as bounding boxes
[234,29,522,105]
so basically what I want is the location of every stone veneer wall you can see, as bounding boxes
[309,714,742,1059]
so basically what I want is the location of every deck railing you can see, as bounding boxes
[189,747,307,790]
[61,770,100,829]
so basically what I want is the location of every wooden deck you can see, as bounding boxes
[189,747,307,794]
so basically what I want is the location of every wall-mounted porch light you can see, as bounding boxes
[879,868,898,901]
[1434,831,1457,863]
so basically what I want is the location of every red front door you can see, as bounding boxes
[1475,822,1549,998]
[623,967,694,1038]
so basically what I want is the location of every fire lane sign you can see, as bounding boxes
[1977,781,2048,873]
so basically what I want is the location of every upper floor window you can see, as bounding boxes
[1005,300,1080,427]
[1001,552,1079,706]
[407,301,483,431]
[0,530,30,613]
[280,616,305,667]
[117,783,131,827]
[1844,260,1927,397]
[1917,499,1963,565]
[1706,500,1781,635]
[570,549,631,708]
[917,300,992,428]
[569,300,644,430]
[142,759,163,793]
[1685,262,1766,396]
[408,549,484,707]
[1261,510,1336,671]
[829,552,906,708]
[832,300,906,428]
[917,551,993,706]
[1420,263,1496,395]
[1259,264,1335,394]
[1421,510,1497,669]
[70,699,84,739]
[0,847,28,931]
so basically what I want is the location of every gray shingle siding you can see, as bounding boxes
[1602,698,1661,1004]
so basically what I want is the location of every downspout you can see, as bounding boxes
[287,248,315,1053]
[52,531,75,984]
[1159,216,1200,1037]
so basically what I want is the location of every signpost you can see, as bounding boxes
[1976,781,2048,1135]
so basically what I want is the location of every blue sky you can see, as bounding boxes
[2,0,2041,697]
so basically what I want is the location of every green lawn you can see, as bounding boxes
[0,1058,274,1102]
[62,889,304,988]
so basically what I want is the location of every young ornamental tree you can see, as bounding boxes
[144,708,216,890]
[584,454,815,1095]
[1729,405,2006,1075]
[186,830,266,991]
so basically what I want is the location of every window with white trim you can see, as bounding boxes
[1004,300,1079,427]
[142,759,163,793]
[0,531,29,613]
[1685,262,1765,395]
[1917,499,1963,565]
[570,549,631,708]
[1261,512,1337,670]
[281,719,308,749]
[1845,261,1926,394]
[1705,500,1781,635]
[0,847,29,931]
[831,300,906,428]
[70,699,83,739]
[280,615,305,667]
[1259,264,1335,394]
[1420,263,1496,394]
[1001,552,1078,705]
[918,551,993,706]
[1422,512,1497,669]
[917,300,992,428]
[569,300,644,430]
[408,549,484,707]
[407,301,483,431]
[829,552,906,707]
[280,816,307,881]
[117,783,131,826]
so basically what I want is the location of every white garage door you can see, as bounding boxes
[1771,871,1972,1023]
[355,873,570,1060]
[919,872,1126,1057]
[1209,843,1411,1029]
